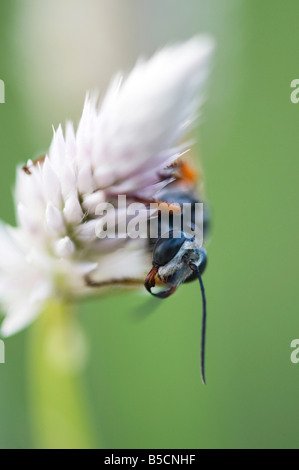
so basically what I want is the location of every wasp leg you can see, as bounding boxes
[85,275,142,288]
[144,266,159,293]
[144,266,177,299]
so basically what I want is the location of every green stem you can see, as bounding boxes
[27,299,96,449]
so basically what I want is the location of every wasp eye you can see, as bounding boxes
[153,231,186,267]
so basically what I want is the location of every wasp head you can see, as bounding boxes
[145,230,207,298]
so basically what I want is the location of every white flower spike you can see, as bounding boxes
[0,36,214,337]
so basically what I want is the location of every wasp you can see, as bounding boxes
[23,155,209,383]
[144,160,209,384]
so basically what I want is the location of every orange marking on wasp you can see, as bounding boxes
[158,159,199,187]
[157,201,181,214]
[179,161,198,184]
[133,196,182,214]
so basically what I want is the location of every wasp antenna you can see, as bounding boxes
[190,262,207,385]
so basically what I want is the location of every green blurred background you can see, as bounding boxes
[0,0,298,449]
